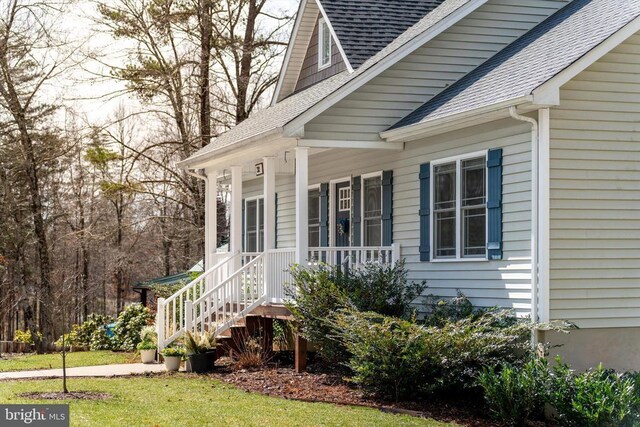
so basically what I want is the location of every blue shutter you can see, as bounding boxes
[487,149,503,260]
[382,170,393,246]
[319,183,329,247]
[351,176,361,246]
[241,199,245,253]
[419,164,431,261]
[274,193,278,249]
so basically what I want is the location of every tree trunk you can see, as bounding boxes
[236,0,259,125]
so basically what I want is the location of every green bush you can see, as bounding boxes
[423,290,474,327]
[286,265,351,362]
[89,327,113,351]
[286,261,425,362]
[479,357,550,425]
[333,310,435,400]
[112,304,153,351]
[333,308,533,400]
[14,329,41,344]
[74,314,113,348]
[549,360,639,427]
[333,259,426,318]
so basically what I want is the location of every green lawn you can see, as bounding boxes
[0,351,136,372]
[0,376,456,427]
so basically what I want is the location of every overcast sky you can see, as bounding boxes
[54,0,300,127]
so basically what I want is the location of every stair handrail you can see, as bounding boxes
[162,251,240,306]
[193,251,265,306]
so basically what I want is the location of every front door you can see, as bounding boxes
[334,181,351,247]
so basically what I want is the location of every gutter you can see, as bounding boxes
[177,127,285,170]
[381,96,532,142]
[508,106,539,346]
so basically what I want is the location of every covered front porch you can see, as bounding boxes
[158,142,402,350]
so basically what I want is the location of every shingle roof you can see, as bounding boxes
[181,0,472,165]
[319,0,445,68]
[390,0,640,131]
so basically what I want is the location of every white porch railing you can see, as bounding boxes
[156,244,400,349]
[156,252,238,349]
[308,244,399,270]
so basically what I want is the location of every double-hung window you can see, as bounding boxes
[432,153,487,260]
[362,175,382,246]
[245,198,264,252]
[318,18,331,70]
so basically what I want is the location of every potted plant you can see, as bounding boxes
[161,346,185,372]
[137,325,157,364]
[184,330,217,373]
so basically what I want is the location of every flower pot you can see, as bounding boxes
[187,353,213,373]
[164,356,181,372]
[140,349,156,364]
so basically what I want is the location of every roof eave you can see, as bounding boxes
[381,96,533,142]
[177,127,286,170]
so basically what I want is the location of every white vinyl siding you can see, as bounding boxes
[549,32,640,329]
[250,120,532,314]
[304,0,570,141]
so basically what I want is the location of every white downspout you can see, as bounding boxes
[509,107,539,345]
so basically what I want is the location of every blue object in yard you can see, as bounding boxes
[105,323,117,338]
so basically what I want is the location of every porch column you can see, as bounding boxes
[263,157,276,301]
[204,170,217,269]
[295,147,309,265]
[230,165,243,270]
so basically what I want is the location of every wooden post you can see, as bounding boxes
[295,333,307,373]
[263,157,276,300]
[156,298,165,351]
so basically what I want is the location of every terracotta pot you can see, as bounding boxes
[164,356,181,372]
[140,349,156,364]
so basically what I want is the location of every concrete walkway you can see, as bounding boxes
[0,363,168,380]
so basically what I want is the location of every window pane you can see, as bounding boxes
[321,22,331,66]
[435,210,456,257]
[363,177,382,246]
[364,218,381,246]
[462,157,486,207]
[434,163,456,210]
[463,207,486,257]
[308,189,320,247]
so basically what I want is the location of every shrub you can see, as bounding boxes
[112,303,153,351]
[89,327,113,351]
[74,314,113,348]
[549,360,639,427]
[183,330,216,355]
[333,308,533,400]
[479,357,550,425]
[286,265,351,362]
[14,329,41,344]
[423,290,474,327]
[333,310,435,401]
[333,259,426,318]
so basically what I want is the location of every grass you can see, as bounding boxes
[0,376,457,427]
[0,351,136,372]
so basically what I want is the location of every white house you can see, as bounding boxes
[159,0,640,371]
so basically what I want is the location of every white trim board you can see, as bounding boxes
[313,0,354,73]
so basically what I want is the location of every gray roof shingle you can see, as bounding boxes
[319,0,445,68]
[182,0,471,165]
[390,0,640,131]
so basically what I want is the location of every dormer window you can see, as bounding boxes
[318,18,331,70]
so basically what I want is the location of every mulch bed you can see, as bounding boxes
[212,363,500,427]
[18,391,111,400]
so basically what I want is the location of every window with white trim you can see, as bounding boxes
[433,154,487,259]
[363,175,382,246]
[318,18,331,69]
[245,198,264,252]
[308,188,321,247]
